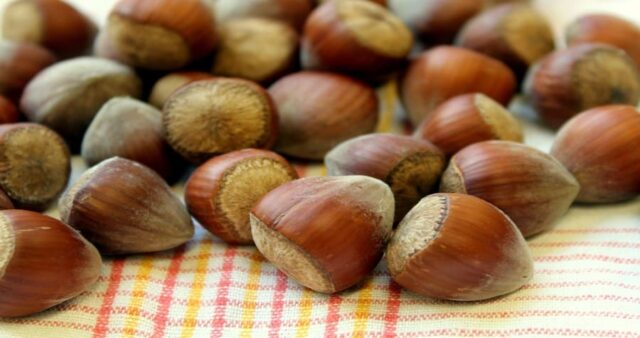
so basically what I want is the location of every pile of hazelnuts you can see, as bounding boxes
[0,0,639,319]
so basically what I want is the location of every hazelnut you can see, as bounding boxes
[0,123,70,210]
[325,133,445,222]
[523,43,640,129]
[59,157,194,255]
[455,4,554,77]
[388,0,526,45]
[0,210,102,317]
[148,72,214,109]
[386,193,533,301]
[566,14,640,68]
[269,71,378,160]
[0,96,19,124]
[212,18,298,84]
[185,149,298,245]
[250,176,394,293]
[1,0,96,58]
[551,105,640,203]
[400,46,517,126]
[81,97,182,182]
[20,57,142,149]
[301,0,413,79]
[440,141,579,237]
[414,93,523,157]
[105,0,217,70]
[0,40,56,102]
[163,78,278,163]
[215,0,313,31]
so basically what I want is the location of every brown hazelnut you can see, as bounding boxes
[269,71,378,160]
[302,0,413,79]
[59,157,194,255]
[0,40,56,102]
[215,0,314,31]
[81,97,182,182]
[163,78,278,163]
[551,105,640,203]
[325,133,445,222]
[1,0,96,58]
[0,123,70,211]
[212,18,298,84]
[0,210,102,317]
[400,46,517,126]
[566,14,640,68]
[455,4,554,77]
[440,141,579,237]
[523,43,640,129]
[250,176,394,293]
[148,72,214,109]
[414,93,523,157]
[386,193,533,301]
[105,0,217,70]
[185,149,298,244]
[0,96,19,124]
[20,57,143,149]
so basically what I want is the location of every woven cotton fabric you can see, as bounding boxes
[1,82,639,337]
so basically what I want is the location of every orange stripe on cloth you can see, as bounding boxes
[352,279,374,337]
[239,252,265,338]
[295,288,314,338]
[376,80,398,134]
[121,257,155,338]
[180,240,214,338]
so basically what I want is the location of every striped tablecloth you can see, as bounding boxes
[1,80,639,337]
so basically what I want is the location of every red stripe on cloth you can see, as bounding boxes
[268,271,288,338]
[529,241,640,249]
[382,280,402,337]
[323,294,342,338]
[92,259,125,338]
[151,246,187,338]
[211,247,237,338]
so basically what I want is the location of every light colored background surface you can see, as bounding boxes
[0,1,639,337]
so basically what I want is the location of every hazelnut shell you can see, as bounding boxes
[400,46,516,126]
[59,157,194,255]
[325,133,445,222]
[551,105,640,203]
[106,0,217,70]
[301,0,413,79]
[440,141,579,237]
[523,43,640,129]
[81,97,182,182]
[20,57,143,149]
[250,176,394,293]
[0,210,102,317]
[2,0,96,58]
[163,78,279,163]
[269,71,378,160]
[0,123,70,210]
[386,193,533,301]
[185,149,298,244]
[414,93,523,156]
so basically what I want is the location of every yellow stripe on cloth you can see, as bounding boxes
[295,288,314,338]
[180,241,213,338]
[121,257,154,338]
[353,279,374,337]
[240,252,264,338]
[377,80,398,134]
